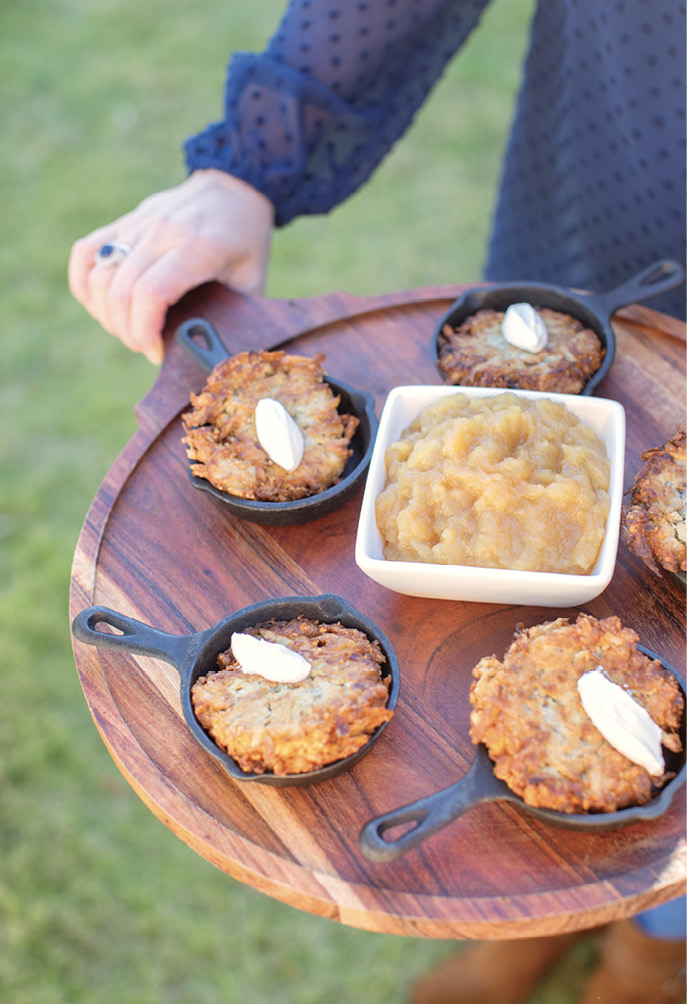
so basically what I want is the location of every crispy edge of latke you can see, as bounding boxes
[621,425,687,574]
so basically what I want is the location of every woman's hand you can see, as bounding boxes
[68,170,274,364]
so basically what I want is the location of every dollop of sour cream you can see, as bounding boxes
[577,667,665,776]
[501,302,549,353]
[255,398,304,472]
[230,632,311,684]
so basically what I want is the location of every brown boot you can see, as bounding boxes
[578,918,686,1004]
[411,931,587,1004]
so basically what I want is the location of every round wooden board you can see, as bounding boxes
[70,283,686,939]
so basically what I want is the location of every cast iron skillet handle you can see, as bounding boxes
[175,317,231,372]
[587,259,686,320]
[359,753,505,863]
[71,606,199,667]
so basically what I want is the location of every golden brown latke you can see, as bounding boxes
[621,425,686,575]
[437,307,604,393]
[181,350,358,502]
[191,617,393,775]
[469,614,684,813]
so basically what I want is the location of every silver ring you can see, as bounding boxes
[94,241,132,267]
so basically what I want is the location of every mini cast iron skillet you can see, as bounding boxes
[72,593,400,788]
[359,647,685,862]
[175,317,378,525]
[432,259,686,396]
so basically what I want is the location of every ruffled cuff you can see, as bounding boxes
[184,0,492,227]
[184,53,385,227]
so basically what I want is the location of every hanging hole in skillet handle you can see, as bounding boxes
[359,806,434,863]
[587,259,686,320]
[175,318,231,372]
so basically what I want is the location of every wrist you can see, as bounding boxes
[189,168,275,225]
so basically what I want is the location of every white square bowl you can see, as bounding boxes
[355,386,626,606]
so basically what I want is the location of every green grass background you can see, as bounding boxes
[1,1,599,1001]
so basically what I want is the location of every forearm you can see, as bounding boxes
[184,0,492,225]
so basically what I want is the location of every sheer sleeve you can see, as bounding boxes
[184,0,492,225]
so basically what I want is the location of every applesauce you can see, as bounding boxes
[375,392,611,574]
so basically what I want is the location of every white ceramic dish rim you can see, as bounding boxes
[355,385,626,604]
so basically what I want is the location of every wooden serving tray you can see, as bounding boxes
[69,283,686,940]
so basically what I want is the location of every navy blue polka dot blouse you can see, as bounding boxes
[184,0,686,316]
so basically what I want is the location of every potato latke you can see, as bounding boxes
[438,307,604,394]
[181,350,358,502]
[622,425,686,575]
[469,614,684,813]
[191,617,393,775]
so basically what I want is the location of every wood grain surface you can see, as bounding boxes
[69,282,686,940]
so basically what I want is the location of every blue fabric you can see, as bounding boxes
[485,0,686,318]
[185,0,686,316]
[635,896,687,941]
